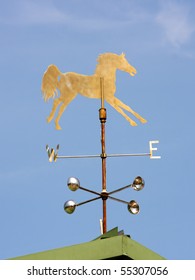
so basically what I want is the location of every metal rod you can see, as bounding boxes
[101,116,107,234]
[76,196,101,207]
[106,153,151,157]
[102,199,107,233]
[100,77,104,108]
[108,184,132,195]
[79,185,101,196]
[108,196,129,205]
[57,154,100,159]
[99,77,107,234]
[56,152,150,159]
[101,123,106,193]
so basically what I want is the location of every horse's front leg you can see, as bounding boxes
[114,97,147,124]
[106,97,137,126]
[47,98,61,123]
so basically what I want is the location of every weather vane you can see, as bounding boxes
[42,52,160,234]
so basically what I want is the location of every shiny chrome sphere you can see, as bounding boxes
[67,177,80,191]
[132,176,145,191]
[127,200,140,214]
[64,200,76,214]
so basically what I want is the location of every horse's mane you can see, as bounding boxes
[41,65,60,101]
[97,52,125,65]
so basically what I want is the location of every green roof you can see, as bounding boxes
[10,228,165,260]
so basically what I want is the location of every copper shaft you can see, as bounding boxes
[102,199,107,233]
[99,77,107,234]
[101,121,106,192]
[101,120,107,234]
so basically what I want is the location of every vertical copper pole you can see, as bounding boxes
[99,77,107,234]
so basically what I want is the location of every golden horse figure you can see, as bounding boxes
[41,52,147,130]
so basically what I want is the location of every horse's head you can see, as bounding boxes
[118,53,137,76]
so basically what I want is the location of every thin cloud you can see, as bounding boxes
[0,0,69,25]
[1,0,194,59]
[156,1,195,47]
[0,0,149,29]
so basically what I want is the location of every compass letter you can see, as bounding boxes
[149,140,161,159]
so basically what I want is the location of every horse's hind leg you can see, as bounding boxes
[47,98,61,123]
[106,98,137,126]
[114,97,147,124]
[55,92,77,130]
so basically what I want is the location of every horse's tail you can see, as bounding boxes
[41,64,61,102]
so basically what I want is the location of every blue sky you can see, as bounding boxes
[0,0,195,260]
